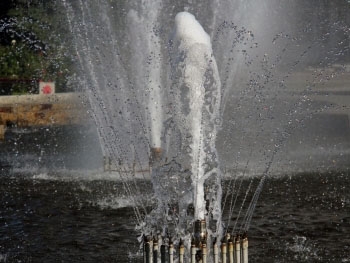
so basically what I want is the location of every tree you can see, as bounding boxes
[0,0,74,94]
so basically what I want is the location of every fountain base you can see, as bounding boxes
[143,221,248,263]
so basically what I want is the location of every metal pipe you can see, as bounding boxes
[191,240,196,263]
[213,239,219,263]
[202,242,207,263]
[149,238,154,263]
[143,236,148,263]
[179,239,185,263]
[150,147,162,164]
[169,239,174,263]
[160,244,166,263]
[228,238,234,263]
[144,236,152,263]
[141,228,247,263]
[194,220,207,247]
[153,238,158,263]
[235,235,241,263]
[242,234,248,263]
[221,240,227,263]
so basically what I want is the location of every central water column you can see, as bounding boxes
[143,10,250,263]
[172,11,222,224]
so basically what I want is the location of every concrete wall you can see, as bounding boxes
[0,93,88,139]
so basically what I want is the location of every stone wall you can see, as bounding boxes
[0,93,88,139]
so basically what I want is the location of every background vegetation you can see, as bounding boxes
[0,0,74,95]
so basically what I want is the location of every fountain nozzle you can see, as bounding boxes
[194,219,207,247]
[150,147,162,164]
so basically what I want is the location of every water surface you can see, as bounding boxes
[1,171,348,262]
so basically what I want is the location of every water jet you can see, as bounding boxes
[58,0,350,261]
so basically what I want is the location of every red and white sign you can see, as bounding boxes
[39,81,55,95]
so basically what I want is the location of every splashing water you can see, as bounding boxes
[60,0,350,247]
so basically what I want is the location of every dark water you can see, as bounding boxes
[0,125,102,171]
[0,171,349,262]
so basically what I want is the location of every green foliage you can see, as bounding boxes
[0,0,74,94]
[0,44,41,78]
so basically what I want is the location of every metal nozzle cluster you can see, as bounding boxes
[220,233,248,263]
[143,228,248,263]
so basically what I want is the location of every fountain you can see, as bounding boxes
[59,0,350,262]
[170,11,222,224]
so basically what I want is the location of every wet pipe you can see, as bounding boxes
[143,220,248,263]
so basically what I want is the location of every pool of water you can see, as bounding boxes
[0,170,349,262]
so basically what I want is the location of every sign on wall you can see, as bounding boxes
[39,81,55,95]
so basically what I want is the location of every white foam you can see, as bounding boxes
[174,12,211,50]
[28,170,151,181]
[91,196,139,209]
